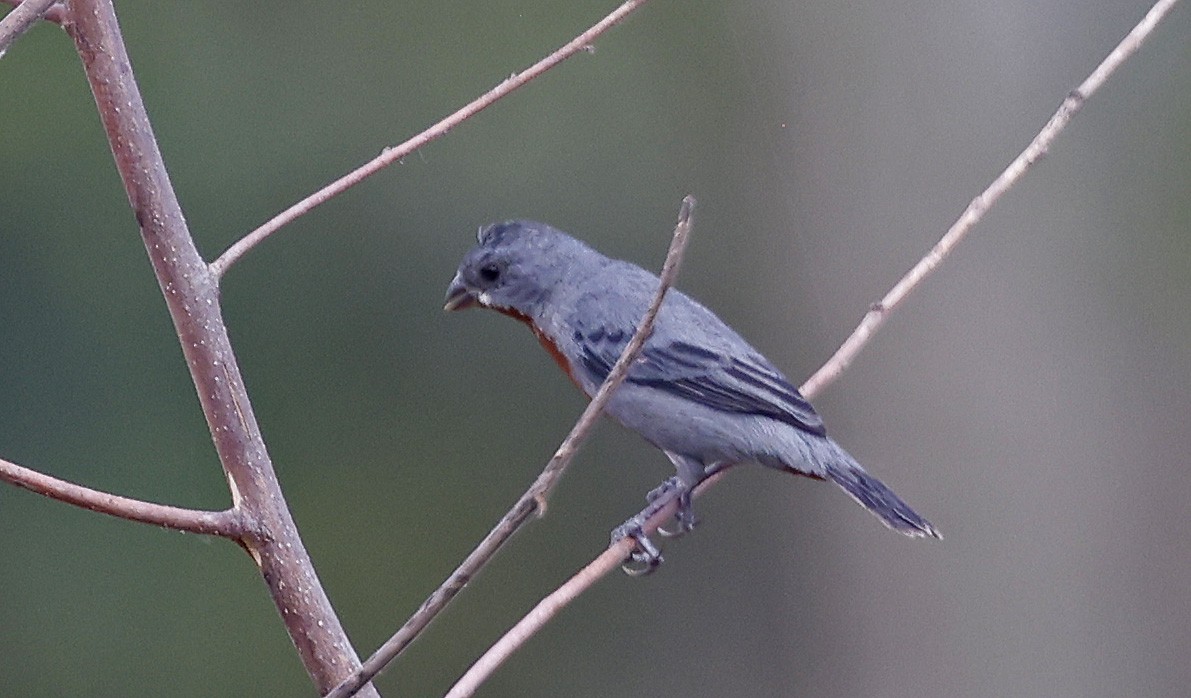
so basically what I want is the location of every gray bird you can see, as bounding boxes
[445,220,940,572]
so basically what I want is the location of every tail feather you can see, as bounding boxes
[822,444,941,539]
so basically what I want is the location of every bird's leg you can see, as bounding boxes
[656,487,697,538]
[645,474,683,502]
[610,519,664,576]
[638,474,699,538]
[610,477,687,576]
[656,455,707,538]
[611,457,717,574]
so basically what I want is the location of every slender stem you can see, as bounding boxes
[325,196,696,698]
[208,0,652,280]
[445,470,729,698]
[441,0,1185,693]
[0,0,57,54]
[528,196,696,508]
[63,2,378,695]
[444,549,626,698]
[800,0,1184,398]
[0,456,245,536]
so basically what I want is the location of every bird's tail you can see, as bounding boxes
[821,441,941,539]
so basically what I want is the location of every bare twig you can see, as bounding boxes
[0,0,59,55]
[63,2,378,695]
[325,196,696,698]
[208,0,651,280]
[0,456,246,536]
[441,1,1185,693]
[800,0,1184,398]
[445,469,730,698]
[528,197,696,508]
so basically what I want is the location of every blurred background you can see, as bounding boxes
[1,1,1188,696]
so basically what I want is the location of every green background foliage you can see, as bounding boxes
[1,1,1188,696]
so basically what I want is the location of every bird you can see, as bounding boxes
[444,220,940,573]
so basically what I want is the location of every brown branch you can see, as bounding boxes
[63,2,378,695]
[207,0,652,281]
[445,469,730,698]
[440,0,1185,693]
[799,0,1184,398]
[325,196,697,698]
[0,0,60,54]
[0,456,245,536]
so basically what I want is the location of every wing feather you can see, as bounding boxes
[578,333,826,436]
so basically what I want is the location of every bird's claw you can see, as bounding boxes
[654,481,698,538]
[656,497,698,538]
[611,521,664,576]
[611,476,701,575]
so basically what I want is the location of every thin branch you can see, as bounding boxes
[325,196,696,698]
[0,456,245,536]
[0,0,59,55]
[64,2,378,695]
[208,0,652,281]
[440,0,1185,693]
[800,0,1184,398]
[445,470,730,698]
[528,197,696,508]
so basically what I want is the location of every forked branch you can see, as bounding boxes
[0,456,245,536]
[0,0,60,55]
[62,1,379,694]
[4,1,662,694]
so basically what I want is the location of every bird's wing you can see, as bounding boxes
[574,320,827,437]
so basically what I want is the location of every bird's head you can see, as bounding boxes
[444,220,594,319]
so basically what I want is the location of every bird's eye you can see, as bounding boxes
[478,264,501,283]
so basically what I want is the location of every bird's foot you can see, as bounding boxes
[645,475,683,503]
[611,477,700,575]
[657,487,698,538]
[610,520,664,576]
[645,476,698,538]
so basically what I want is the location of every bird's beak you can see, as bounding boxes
[443,274,478,311]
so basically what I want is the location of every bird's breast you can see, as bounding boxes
[492,306,586,392]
